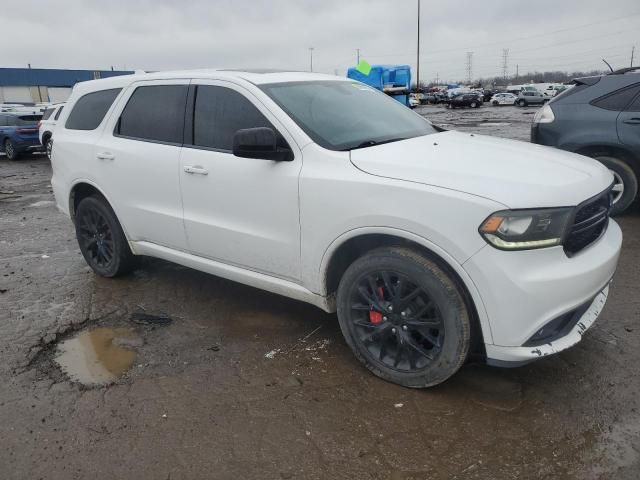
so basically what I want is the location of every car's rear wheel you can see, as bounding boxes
[45,138,53,160]
[336,247,471,388]
[492,100,499,106]
[470,101,478,108]
[590,155,638,215]
[4,139,19,160]
[75,196,138,277]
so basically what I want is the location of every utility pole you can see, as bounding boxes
[308,47,314,72]
[632,46,635,68]
[516,64,519,79]
[416,0,421,91]
[435,72,439,86]
[356,48,360,64]
[466,52,473,84]
[502,49,509,81]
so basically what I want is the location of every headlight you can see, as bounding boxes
[533,104,555,124]
[479,208,572,250]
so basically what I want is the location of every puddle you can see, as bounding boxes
[54,327,140,386]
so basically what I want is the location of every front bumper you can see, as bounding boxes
[463,219,621,364]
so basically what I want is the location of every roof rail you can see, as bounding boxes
[607,66,640,75]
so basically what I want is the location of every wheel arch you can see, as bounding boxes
[42,131,53,143]
[320,228,492,348]
[572,144,640,177]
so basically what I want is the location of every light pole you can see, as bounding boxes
[309,47,314,72]
[416,0,421,91]
[356,48,360,64]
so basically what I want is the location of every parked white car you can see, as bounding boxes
[50,70,621,387]
[38,103,65,159]
[490,93,517,105]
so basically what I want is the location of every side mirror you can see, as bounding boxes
[232,127,292,161]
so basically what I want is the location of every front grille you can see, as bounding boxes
[564,187,612,256]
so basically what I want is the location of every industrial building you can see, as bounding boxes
[0,67,133,104]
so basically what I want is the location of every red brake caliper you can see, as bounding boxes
[369,286,386,325]
[369,309,383,325]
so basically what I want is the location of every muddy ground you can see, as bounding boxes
[1,104,639,479]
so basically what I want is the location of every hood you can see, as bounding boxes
[350,131,612,208]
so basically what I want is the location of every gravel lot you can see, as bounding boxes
[1,104,639,479]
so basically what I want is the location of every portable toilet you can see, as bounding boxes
[347,64,412,106]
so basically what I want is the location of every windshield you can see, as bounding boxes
[260,80,437,151]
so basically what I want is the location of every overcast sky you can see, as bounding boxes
[4,0,639,82]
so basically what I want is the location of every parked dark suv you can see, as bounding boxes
[532,68,640,214]
[0,112,43,160]
[447,93,482,109]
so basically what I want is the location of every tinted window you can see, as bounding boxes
[42,108,55,120]
[66,88,121,130]
[17,115,41,126]
[592,84,640,111]
[5,116,16,126]
[116,85,188,144]
[192,85,274,150]
[54,105,64,120]
[0,115,7,127]
[625,90,640,112]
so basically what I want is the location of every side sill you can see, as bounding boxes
[131,241,333,312]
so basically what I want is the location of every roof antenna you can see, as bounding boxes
[602,58,614,73]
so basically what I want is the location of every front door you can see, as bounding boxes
[617,87,640,151]
[179,81,302,281]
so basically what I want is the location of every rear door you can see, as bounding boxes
[617,85,640,152]
[92,80,189,251]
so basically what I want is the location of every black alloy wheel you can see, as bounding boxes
[75,196,137,277]
[337,247,471,388]
[347,270,444,372]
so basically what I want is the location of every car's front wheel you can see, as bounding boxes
[4,139,20,160]
[518,99,526,107]
[590,155,638,215]
[336,247,471,388]
[492,100,499,106]
[470,101,479,108]
[75,195,138,277]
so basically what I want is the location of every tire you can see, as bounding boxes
[518,99,526,107]
[74,195,138,277]
[589,155,638,215]
[4,139,20,160]
[492,100,499,106]
[45,138,53,160]
[336,247,471,388]
[470,101,478,108]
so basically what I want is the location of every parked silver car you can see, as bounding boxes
[516,90,547,107]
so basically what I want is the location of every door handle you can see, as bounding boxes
[183,165,208,175]
[96,152,115,161]
[623,118,640,125]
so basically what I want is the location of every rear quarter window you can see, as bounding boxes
[42,108,55,120]
[590,83,640,111]
[65,88,121,130]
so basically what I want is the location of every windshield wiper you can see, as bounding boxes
[342,137,408,151]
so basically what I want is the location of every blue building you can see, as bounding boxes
[0,67,133,104]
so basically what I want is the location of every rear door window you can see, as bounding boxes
[591,83,640,111]
[17,115,41,126]
[66,88,121,130]
[115,85,188,144]
[191,85,275,151]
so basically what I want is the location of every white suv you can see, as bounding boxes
[38,103,65,159]
[50,70,621,387]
